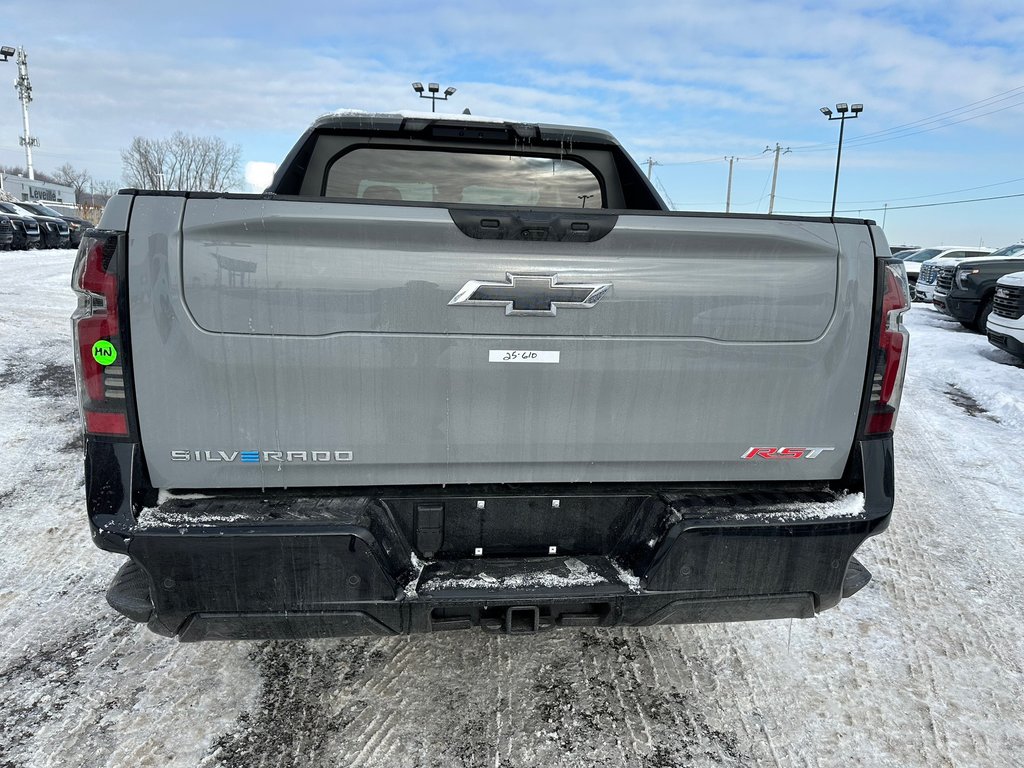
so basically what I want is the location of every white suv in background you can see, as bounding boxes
[898,249,926,292]
[987,270,1024,361]
[915,246,995,302]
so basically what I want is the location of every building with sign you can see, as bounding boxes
[0,174,75,204]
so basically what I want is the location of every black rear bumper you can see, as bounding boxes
[92,439,895,640]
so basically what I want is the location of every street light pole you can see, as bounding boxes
[820,102,863,218]
[411,82,457,112]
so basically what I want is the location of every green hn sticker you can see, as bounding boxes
[92,340,117,366]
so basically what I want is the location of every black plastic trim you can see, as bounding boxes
[449,208,618,242]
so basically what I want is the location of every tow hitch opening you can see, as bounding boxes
[507,605,541,634]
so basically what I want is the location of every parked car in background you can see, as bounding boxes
[16,201,90,247]
[0,203,42,249]
[933,247,1024,332]
[915,246,996,302]
[0,201,69,249]
[890,245,920,256]
[0,214,13,250]
[987,270,1024,360]
[898,249,926,291]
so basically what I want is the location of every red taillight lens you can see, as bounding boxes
[72,232,129,438]
[865,260,911,435]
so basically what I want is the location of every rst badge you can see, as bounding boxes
[743,447,835,460]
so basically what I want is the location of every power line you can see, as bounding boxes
[794,84,1024,149]
[775,175,1024,206]
[790,84,1024,153]
[753,162,775,213]
[787,190,1024,216]
[656,149,771,167]
[651,172,676,209]
[797,97,1024,154]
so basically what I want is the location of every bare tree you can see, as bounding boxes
[1,164,58,185]
[121,131,242,192]
[53,163,93,203]
[94,179,120,199]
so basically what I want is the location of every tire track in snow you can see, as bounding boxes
[207,639,383,768]
[203,630,747,768]
[0,619,112,764]
[884,400,1022,766]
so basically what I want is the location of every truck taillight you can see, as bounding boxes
[864,259,911,435]
[72,231,130,437]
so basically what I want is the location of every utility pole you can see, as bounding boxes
[724,156,738,213]
[14,47,39,180]
[882,203,887,228]
[765,143,790,214]
[645,157,660,179]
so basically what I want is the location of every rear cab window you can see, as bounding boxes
[324,148,604,208]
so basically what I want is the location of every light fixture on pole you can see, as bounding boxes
[412,81,457,112]
[821,102,863,217]
[0,45,11,190]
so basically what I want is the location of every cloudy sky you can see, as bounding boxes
[1,0,1022,247]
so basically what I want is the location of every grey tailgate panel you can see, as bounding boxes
[180,200,838,341]
[129,196,874,489]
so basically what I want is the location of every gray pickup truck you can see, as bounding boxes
[72,111,909,640]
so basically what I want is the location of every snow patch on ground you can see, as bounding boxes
[907,303,1024,428]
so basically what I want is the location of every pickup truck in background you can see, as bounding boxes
[931,248,1024,332]
[988,270,1024,360]
[72,111,910,640]
[914,246,996,303]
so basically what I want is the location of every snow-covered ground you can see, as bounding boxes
[1,249,1022,767]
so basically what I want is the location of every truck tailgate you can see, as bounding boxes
[127,196,874,488]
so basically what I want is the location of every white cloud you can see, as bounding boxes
[244,161,278,192]
[2,1,1022,243]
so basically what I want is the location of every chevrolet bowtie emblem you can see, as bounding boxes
[448,273,612,316]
